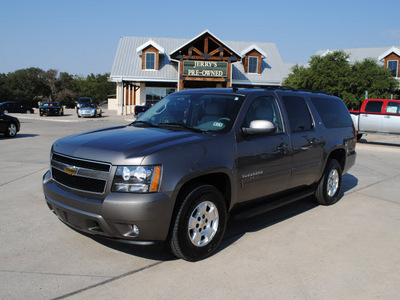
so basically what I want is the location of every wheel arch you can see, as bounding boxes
[168,172,232,233]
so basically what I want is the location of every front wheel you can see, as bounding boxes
[5,123,17,137]
[169,184,227,261]
[315,159,342,205]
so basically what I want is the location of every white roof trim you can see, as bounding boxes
[169,29,242,58]
[136,40,165,55]
[378,46,400,61]
[320,49,333,57]
[240,45,267,58]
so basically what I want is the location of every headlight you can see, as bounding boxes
[112,165,161,193]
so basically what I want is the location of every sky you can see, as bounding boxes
[1,0,399,76]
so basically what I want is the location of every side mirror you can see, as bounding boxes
[242,120,276,136]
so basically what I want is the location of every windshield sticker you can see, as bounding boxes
[213,122,224,128]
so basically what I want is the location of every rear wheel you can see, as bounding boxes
[5,123,17,137]
[315,159,342,205]
[169,184,227,261]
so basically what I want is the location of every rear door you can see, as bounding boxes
[382,101,400,134]
[359,100,384,132]
[281,95,324,188]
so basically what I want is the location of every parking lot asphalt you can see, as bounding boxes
[1,110,400,299]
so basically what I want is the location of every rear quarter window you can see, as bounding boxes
[310,97,353,128]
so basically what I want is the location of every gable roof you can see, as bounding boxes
[240,44,268,58]
[169,29,241,59]
[136,40,165,55]
[378,46,400,61]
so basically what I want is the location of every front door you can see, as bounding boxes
[237,95,292,202]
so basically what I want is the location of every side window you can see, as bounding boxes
[364,101,383,113]
[243,96,283,133]
[386,102,400,114]
[282,96,314,132]
[311,96,353,128]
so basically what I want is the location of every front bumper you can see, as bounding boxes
[42,171,174,243]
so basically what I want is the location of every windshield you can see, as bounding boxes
[81,103,96,108]
[134,92,245,133]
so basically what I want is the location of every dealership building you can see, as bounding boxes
[108,30,295,115]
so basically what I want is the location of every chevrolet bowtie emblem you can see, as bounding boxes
[64,165,78,175]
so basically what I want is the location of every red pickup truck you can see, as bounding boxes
[350,99,400,139]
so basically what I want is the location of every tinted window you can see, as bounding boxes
[243,96,283,133]
[386,102,400,114]
[311,97,353,128]
[282,96,313,132]
[365,101,383,113]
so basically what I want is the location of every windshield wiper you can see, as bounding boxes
[157,123,204,133]
[131,121,159,128]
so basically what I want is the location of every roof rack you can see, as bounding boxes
[232,85,332,96]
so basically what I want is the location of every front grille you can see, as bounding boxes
[52,153,110,172]
[51,152,111,194]
[52,168,106,193]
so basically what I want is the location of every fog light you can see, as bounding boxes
[124,224,139,237]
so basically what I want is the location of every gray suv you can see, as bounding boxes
[43,88,356,261]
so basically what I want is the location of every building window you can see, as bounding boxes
[388,60,398,77]
[146,87,175,106]
[248,56,258,73]
[145,52,156,70]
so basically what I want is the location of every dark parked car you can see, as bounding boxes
[134,105,151,117]
[39,102,64,116]
[75,97,93,112]
[0,102,34,114]
[43,88,356,261]
[0,111,20,137]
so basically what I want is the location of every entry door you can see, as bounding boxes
[382,102,400,134]
[237,96,292,202]
[281,95,324,188]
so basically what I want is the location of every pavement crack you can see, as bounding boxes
[0,269,110,278]
[0,167,48,187]
[52,261,164,300]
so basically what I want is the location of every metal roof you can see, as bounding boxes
[315,47,397,65]
[110,35,291,85]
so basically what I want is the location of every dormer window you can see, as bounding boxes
[248,56,259,73]
[388,60,398,77]
[145,52,156,70]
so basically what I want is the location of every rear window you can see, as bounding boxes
[311,97,353,128]
[364,101,383,113]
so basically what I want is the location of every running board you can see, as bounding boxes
[232,188,315,221]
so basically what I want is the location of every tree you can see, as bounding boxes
[283,51,399,108]
[74,73,114,104]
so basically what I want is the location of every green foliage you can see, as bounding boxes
[0,68,115,108]
[283,51,399,108]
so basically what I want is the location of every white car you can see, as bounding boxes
[78,103,102,118]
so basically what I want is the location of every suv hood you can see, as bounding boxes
[52,125,208,165]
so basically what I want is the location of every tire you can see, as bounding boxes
[315,159,342,205]
[169,184,227,261]
[40,113,43,116]
[5,123,17,137]
[357,134,363,141]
